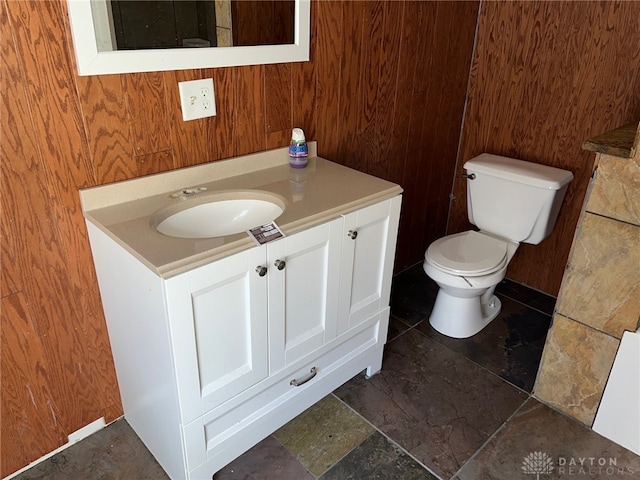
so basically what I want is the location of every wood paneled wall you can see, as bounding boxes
[314,0,479,271]
[2,0,639,476]
[1,1,122,474]
[449,0,640,295]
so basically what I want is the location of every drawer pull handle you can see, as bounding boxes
[290,367,317,387]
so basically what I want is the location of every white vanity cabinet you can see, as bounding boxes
[86,193,401,479]
[166,218,343,424]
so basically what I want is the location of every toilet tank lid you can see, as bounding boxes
[464,153,574,189]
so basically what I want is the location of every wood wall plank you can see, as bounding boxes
[370,0,404,183]
[234,65,266,156]
[4,1,123,450]
[2,3,71,472]
[266,129,291,150]
[6,1,95,197]
[1,2,26,299]
[0,214,19,298]
[410,1,462,261]
[76,75,136,184]
[291,0,317,140]
[265,63,292,134]
[1,294,65,474]
[388,1,434,269]
[165,69,209,167]
[206,67,236,161]
[5,2,113,440]
[423,1,480,246]
[136,151,175,177]
[356,0,383,171]
[1,2,122,475]
[315,0,343,161]
[125,72,171,157]
[337,0,367,168]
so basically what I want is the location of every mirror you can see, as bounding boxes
[67,0,310,76]
[107,1,295,50]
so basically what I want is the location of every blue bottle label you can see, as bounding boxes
[289,142,308,158]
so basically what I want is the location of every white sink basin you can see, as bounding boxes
[154,191,285,239]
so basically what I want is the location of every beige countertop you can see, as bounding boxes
[80,144,402,278]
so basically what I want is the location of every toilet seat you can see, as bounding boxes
[426,231,508,276]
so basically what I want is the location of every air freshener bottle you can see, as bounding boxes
[288,128,308,168]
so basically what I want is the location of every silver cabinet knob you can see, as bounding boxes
[255,266,267,277]
[274,259,286,270]
[460,173,476,180]
[348,230,358,240]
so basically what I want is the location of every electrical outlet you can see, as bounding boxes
[178,78,216,121]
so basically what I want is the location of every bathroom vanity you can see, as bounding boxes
[80,145,402,479]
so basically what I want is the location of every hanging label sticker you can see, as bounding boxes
[247,222,285,245]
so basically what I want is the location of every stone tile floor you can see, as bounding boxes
[13,264,640,480]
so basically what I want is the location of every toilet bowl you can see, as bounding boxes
[422,153,574,338]
[423,230,517,338]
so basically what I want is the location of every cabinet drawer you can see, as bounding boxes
[183,309,388,476]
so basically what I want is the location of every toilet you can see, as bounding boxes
[423,153,573,338]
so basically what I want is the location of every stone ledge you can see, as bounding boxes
[582,122,639,159]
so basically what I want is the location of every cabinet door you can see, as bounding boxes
[338,196,402,335]
[166,246,269,422]
[268,218,343,372]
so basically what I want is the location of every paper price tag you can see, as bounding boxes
[247,222,285,245]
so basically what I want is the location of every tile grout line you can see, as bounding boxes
[310,429,378,480]
[408,322,535,398]
[448,396,532,480]
[391,322,538,478]
[495,291,555,318]
[329,391,445,480]
[268,433,318,479]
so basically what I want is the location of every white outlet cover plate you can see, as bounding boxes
[178,78,216,121]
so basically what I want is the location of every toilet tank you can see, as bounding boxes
[465,154,573,244]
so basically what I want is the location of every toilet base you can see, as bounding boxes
[429,289,502,338]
